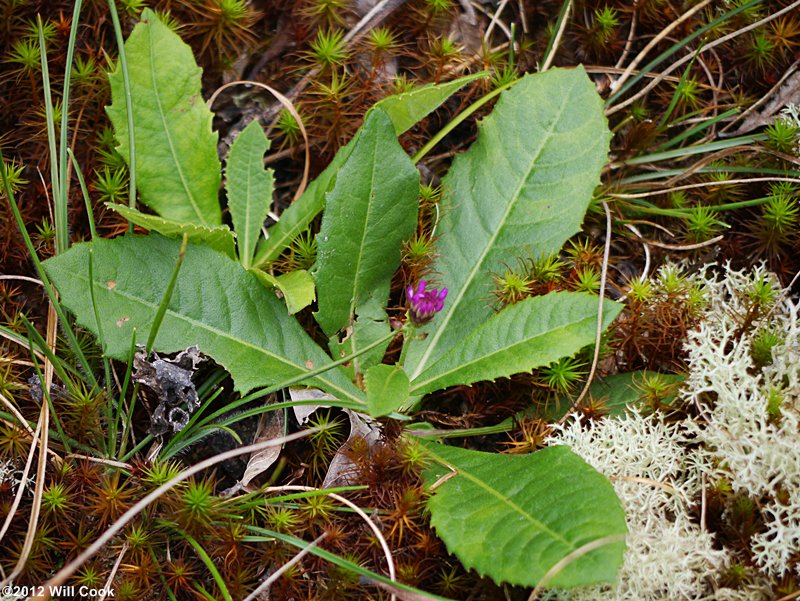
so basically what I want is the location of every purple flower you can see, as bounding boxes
[406,280,448,326]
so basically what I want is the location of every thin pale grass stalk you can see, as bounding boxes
[38,18,60,229]
[0,391,35,436]
[608,0,800,116]
[0,327,46,362]
[159,396,359,461]
[0,275,42,285]
[614,2,639,70]
[483,0,510,43]
[638,235,724,251]
[27,340,69,454]
[0,411,42,546]
[557,200,613,424]
[0,302,55,588]
[587,65,682,85]
[107,0,136,220]
[36,428,320,599]
[611,0,713,93]
[208,81,309,202]
[57,0,84,251]
[474,1,512,42]
[527,534,628,600]
[102,542,127,600]
[540,0,571,72]
[622,223,651,283]
[262,0,408,123]
[608,0,759,106]
[701,473,707,531]
[609,177,800,199]
[265,485,397,598]
[64,454,130,469]
[721,59,799,134]
[442,42,509,78]
[242,534,326,601]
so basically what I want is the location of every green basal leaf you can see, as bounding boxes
[251,140,356,268]
[108,204,235,259]
[252,78,476,268]
[403,67,611,380]
[107,9,221,226]
[411,292,622,395]
[226,120,274,268]
[422,442,627,588]
[312,108,419,337]
[365,364,410,417]
[328,288,392,379]
[251,268,316,315]
[373,71,487,135]
[43,234,363,403]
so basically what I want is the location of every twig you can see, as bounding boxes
[242,534,327,601]
[638,234,724,251]
[610,177,800,199]
[0,391,35,436]
[265,485,397,601]
[0,275,43,285]
[608,0,800,115]
[611,0,712,93]
[0,412,43,547]
[484,0,510,43]
[541,0,572,71]
[558,200,613,424]
[100,543,128,601]
[614,1,639,70]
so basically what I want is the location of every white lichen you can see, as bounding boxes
[547,263,799,599]
[779,103,800,155]
[546,413,730,600]
[683,265,800,577]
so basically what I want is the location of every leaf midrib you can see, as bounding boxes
[147,25,208,226]
[69,269,362,403]
[410,312,597,393]
[409,77,576,380]
[428,447,575,551]
[348,129,382,335]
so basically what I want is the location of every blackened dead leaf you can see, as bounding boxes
[133,346,204,436]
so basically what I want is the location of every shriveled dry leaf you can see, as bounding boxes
[289,387,336,425]
[322,409,382,488]
[240,409,285,488]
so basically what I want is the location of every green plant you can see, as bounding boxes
[308,28,349,69]
[22,8,632,594]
